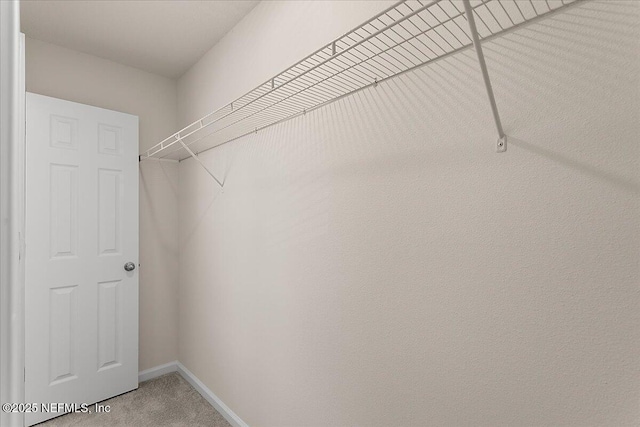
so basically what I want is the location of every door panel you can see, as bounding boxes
[49,285,78,384]
[49,164,79,258]
[97,279,123,371]
[25,93,139,426]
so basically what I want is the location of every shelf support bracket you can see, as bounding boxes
[177,137,224,188]
[462,0,506,153]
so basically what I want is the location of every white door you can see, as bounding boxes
[25,93,139,426]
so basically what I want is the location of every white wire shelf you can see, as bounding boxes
[141,0,580,163]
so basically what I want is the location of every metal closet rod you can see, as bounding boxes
[140,0,581,183]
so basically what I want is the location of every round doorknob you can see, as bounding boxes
[124,262,136,272]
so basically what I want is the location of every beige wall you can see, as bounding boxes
[177,1,640,426]
[25,37,179,371]
[25,37,176,153]
[138,159,179,371]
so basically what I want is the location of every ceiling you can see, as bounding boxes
[21,0,259,79]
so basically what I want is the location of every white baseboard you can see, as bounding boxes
[176,362,249,427]
[138,361,178,382]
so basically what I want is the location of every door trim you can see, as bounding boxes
[0,0,25,426]
[0,0,26,419]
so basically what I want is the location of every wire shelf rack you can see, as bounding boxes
[141,0,579,163]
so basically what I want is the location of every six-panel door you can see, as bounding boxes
[25,93,139,426]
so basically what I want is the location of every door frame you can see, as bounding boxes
[0,0,26,424]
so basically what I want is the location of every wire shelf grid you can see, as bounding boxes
[142,0,579,161]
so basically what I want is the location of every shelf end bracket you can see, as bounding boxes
[177,137,224,188]
[463,0,506,153]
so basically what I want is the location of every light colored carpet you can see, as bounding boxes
[37,372,232,427]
